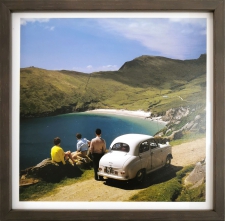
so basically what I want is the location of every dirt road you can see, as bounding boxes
[37,138,206,202]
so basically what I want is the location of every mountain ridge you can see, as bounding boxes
[20,54,206,118]
[119,54,206,71]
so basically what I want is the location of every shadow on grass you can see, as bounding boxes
[103,164,183,190]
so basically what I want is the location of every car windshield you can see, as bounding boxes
[111,143,130,152]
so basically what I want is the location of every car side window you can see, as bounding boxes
[149,139,158,149]
[139,141,149,153]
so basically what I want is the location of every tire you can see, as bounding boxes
[98,175,104,181]
[165,156,171,168]
[135,169,146,183]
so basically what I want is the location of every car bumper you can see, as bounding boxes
[98,172,129,180]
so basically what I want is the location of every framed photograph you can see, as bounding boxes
[0,0,224,221]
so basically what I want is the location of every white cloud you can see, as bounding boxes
[21,18,50,25]
[102,65,117,69]
[181,29,193,34]
[97,18,206,59]
[44,26,55,31]
[169,18,206,27]
[72,64,118,73]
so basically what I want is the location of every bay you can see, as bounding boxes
[20,112,165,169]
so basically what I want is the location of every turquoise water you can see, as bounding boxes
[20,112,165,169]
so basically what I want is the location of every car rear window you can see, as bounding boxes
[111,143,130,152]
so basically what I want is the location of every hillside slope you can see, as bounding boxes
[20,54,206,117]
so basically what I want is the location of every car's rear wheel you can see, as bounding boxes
[135,169,146,183]
[165,156,172,167]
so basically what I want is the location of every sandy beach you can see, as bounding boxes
[86,109,168,124]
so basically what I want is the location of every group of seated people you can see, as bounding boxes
[51,133,91,166]
[51,128,107,181]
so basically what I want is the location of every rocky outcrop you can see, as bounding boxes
[184,159,206,189]
[162,107,189,123]
[20,158,86,184]
[155,107,206,141]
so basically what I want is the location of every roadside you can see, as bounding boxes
[37,137,206,201]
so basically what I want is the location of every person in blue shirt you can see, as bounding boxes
[73,133,90,159]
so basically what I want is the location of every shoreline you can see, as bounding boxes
[85,109,168,125]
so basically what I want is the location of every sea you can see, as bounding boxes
[20,112,165,170]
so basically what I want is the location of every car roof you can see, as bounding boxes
[110,133,153,148]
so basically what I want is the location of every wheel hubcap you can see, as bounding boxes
[137,171,143,181]
[166,157,171,166]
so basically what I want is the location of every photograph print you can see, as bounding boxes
[18,14,210,204]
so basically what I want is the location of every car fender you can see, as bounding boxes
[124,156,142,179]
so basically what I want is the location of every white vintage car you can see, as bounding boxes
[98,134,172,182]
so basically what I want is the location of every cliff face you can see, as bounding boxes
[155,106,206,141]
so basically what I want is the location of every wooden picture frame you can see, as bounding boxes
[0,0,224,220]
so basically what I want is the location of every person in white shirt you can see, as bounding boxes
[72,133,90,159]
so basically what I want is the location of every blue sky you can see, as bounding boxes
[20,17,206,73]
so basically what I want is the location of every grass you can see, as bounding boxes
[20,169,94,201]
[177,183,205,201]
[20,55,206,117]
[130,177,183,202]
[20,163,205,202]
[129,165,200,202]
[169,132,206,146]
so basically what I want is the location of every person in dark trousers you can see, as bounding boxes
[90,128,106,181]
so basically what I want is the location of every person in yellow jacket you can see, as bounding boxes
[51,137,75,165]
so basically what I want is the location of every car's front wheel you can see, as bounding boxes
[135,169,146,183]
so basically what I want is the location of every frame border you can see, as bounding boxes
[0,0,224,220]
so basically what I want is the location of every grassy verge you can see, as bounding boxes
[177,183,205,201]
[169,132,206,146]
[20,165,205,202]
[20,169,94,201]
[129,165,205,202]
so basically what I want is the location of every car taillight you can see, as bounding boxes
[120,171,125,175]
[98,168,102,171]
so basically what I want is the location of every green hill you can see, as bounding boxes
[20,54,206,118]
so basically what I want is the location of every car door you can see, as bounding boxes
[150,138,163,169]
[139,140,151,172]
